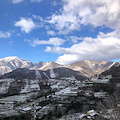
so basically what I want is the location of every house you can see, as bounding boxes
[22,107,32,112]
[79,110,109,120]
[94,92,108,98]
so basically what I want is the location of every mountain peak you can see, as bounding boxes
[0,56,20,62]
[0,56,119,77]
[0,56,35,75]
[0,56,32,63]
[66,60,115,77]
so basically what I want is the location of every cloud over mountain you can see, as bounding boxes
[45,32,120,65]
[44,0,120,65]
[1,0,120,66]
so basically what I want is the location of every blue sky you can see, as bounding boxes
[0,0,120,65]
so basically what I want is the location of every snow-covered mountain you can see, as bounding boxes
[0,57,62,75]
[31,62,63,71]
[0,56,35,75]
[101,62,120,77]
[66,60,116,77]
[0,56,118,77]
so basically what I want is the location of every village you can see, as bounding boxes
[0,75,119,120]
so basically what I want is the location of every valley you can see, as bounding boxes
[0,57,120,120]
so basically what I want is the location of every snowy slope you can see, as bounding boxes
[0,78,14,94]
[0,57,63,75]
[0,56,119,78]
[20,79,40,94]
[66,60,115,77]
[32,62,63,71]
[1,67,86,81]
[0,56,35,75]
[50,69,56,78]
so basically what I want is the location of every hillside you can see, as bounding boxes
[0,67,86,81]
[0,56,118,78]
[67,60,115,77]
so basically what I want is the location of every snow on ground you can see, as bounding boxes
[50,69,56,78]
[20,79,40,94]
[84,60,93,69]
[35,70,41,79]
[0,78,40,94]
[39,62,50,70]
[0,110,19,117]
[20,80,29,94]
[55,87,77,96]
[0,92,38,103]
[22,107,32,111]
[43,72,50,79]
[74,66,83,71]
[108,62,116,69]
[61,76,76,81]
[51,85,59,89]
[0,79,14,94]
[30,80,40,91]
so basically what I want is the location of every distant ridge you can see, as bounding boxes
[0,56,119,77]
[0,67,86,81]
[66,60,117,77]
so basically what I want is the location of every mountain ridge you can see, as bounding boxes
[0,56,119,77]
[66,60,116,77]
[0,67,86,81]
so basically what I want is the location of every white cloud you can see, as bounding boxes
[48,13,80,34]
[47,30,56,36]
[0,31,11,38]
[45,31,120,65]
[29,37,65,47]
[32,14,43,21]
[12,0,23,4]
[31,0,42,3]
[32,14,45,28]
[52,1,58,6]
[14,18,36,33]
[57,54,80,65]
[45,0,120,65]
[47,0,120,34]
[69,36,82,43]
